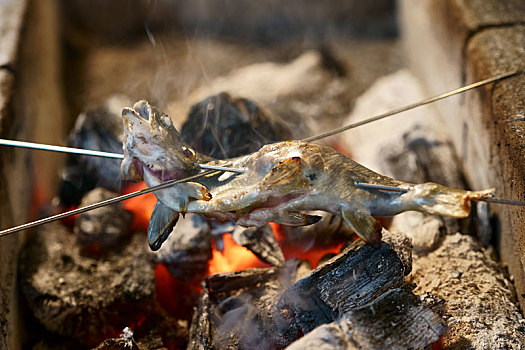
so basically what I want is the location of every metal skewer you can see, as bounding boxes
[3,70,519,173]
[0,170,215,238]
[0,139,125,159]
[197,164,244,173]
[3,176,522,238]
[0,139,245,174]
[480,198,525,206]
[354,182,525,206]
[354,182,409,193]
[0,70,523,237]
[303,69,521,142]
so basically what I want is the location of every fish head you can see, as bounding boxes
[121,100,200,181]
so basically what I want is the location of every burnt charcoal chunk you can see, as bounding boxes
[189,260,310,350]
[152,214,212,281]
[74,188,133,250]
[275,231,412,345]
[286,285,446,350]
[59,95,129,206]
[188,231,414,349]
[181,92,291,159]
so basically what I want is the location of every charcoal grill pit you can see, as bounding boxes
[1,1,524,349]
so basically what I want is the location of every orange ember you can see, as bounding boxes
[60,205,79,227]
[271,222,345,269]
[431,337,445,350]
[206,224,345,274]
[120,182,346,274]
[122,182,156,231]
[329,141,351,157]
[208,234,270,274]
[154,264,200,319]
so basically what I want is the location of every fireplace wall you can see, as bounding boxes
[0,1,28,349]
[0,0,524,348]
[400,0,525,314]
[0,0,68,349]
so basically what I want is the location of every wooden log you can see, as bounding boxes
[285,285,445,350]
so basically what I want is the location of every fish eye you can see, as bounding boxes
[182,146,195,158]
[160,114,173,128]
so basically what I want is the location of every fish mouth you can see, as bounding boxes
[125,101,152,121]
[142,164,194,183]
[121,156,191,183]
[134,101,152,120]
[122,106,152,134]
[121,157,144,182]
[122,101,159,139]
[121,100,201,183]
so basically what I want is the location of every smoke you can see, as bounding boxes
[212,260,303,349]
[215,295,272,350]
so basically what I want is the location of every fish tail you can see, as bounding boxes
[402,182,494,218]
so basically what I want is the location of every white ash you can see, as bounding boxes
[339,68,447,174]
[121,327,134,348]
[390,212,444,254]
[168,50,347,138]
[409,234,525,349]
[73,187,133,247]
[170,50,329,111]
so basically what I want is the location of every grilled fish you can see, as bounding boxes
[122,100,494,250]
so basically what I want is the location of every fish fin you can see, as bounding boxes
[148,200,180,251]
[272,212,322,226]
[261,157,308,190]
[185,182,212,201]
[341,208,382,248]
[178,182,212,212]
